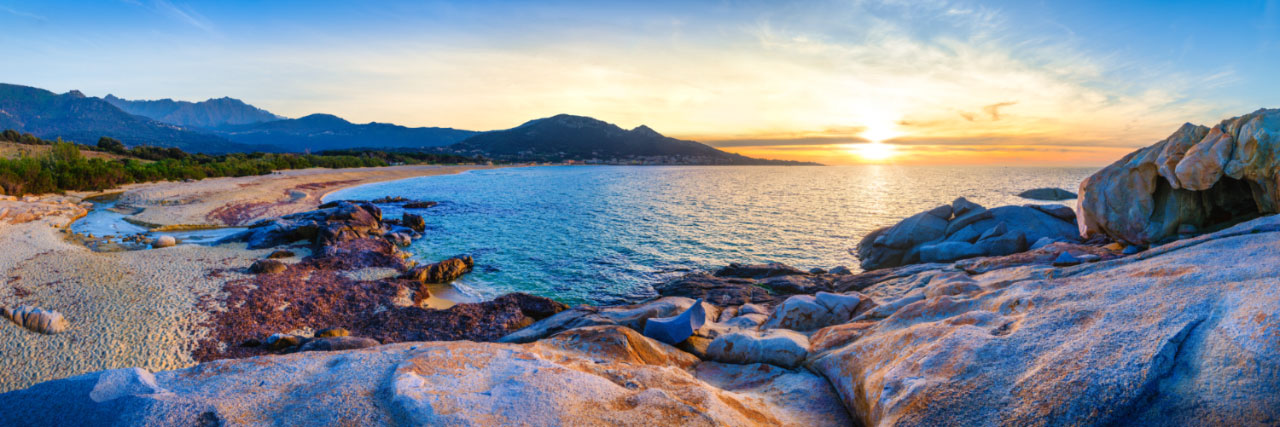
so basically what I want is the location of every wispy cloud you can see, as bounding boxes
[0,5,47,22]
[124,0,214,33]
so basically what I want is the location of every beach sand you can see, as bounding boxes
[0,164,491,392]
[113,164,496,227]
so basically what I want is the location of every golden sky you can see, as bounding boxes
[7,1,1274,166]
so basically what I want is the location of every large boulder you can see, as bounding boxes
[760,292,874,332]
[857,198,1078,270]
[499,297,717,344]
[1079,109,1280,245]
[705,328,810,369]
[218,200,385,249]
[810,214,1280,426]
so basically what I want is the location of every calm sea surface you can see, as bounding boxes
[326,165,1096,305]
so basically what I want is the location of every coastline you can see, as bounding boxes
[0,164,495,392]
[108,164,501,228]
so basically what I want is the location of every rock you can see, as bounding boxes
[500,297,714,344]
[1051,251,1081,266]
[263,333,303,351]
[641,298,707,345]
[315,327,350,338]
[1077,254,1101,262]
[219,201,383,249]
[809,321,878,354]
[738,303,767,316]
[975,229,1026,256]
[403,201,438,209]
[860,202,1076,271]
[951,197,983,217]
[386,232,411,247]
[1029,236,1057,250]
[1123,245,1143,255]
[713,262,808,279]
[1078,110,1280,245]
[809,214,1280,426]
[151,235,176,249]
[0,324,852,426]
[761,291,872,331]
[249,259,287,275]
[1178,224,1198,234]
[408,256,474,283]
[298,336,380,352]
[706,328,810,369]
[371,196,408,204]
[1017,187,1077,201]
[1027,204,1077,222]
[828,266,852,275]
[808,267,827,274]
[917,241,985,263]
[2,306,69,334]
[402,213,426,233]
[723,313,768,329]
[654,273,774,307]
[266,250,295,259]
[675,335,713,359]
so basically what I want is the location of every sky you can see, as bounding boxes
[2,0,1278,166]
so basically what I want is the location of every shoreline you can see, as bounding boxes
[0,164,498,392]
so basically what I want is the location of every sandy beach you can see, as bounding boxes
[0,164,492,392]
[114,164,497,227]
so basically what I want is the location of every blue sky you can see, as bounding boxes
[1,0,1277,164]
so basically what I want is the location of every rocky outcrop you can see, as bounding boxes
[407,256,474,284]
[1079,109,1280,245]
[809,214,1280,425]
[1017,187,1077,201]
[218,200,388,250]
[856,197,1079,270]
[1,326,851,426]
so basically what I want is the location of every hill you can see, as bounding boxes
[448,114,819,165]
[0,83,251,153]
[212,114,478,152]
[103,94,283,128]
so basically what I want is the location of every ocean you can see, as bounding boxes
[325,165,1097,305]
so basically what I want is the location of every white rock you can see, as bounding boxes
[706,328,810,368]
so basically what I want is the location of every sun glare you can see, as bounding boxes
[852,142,897,161]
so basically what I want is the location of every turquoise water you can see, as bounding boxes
[326,165,1096,305]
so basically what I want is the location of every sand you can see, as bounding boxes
[113,164,496,227]
[0,164,492,392]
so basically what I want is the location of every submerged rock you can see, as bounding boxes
[1017,187,1077,201]
[713,262,809,279]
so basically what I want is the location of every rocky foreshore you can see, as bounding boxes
[5,110,1280,425]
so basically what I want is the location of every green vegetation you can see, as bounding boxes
[0,129,482,196]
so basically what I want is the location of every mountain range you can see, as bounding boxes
[0,84,251,153]
[0,82,816,165]
[211,114,477,153]
[449,114,815,165]
[104,94,283,128]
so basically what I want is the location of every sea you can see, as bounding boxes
[325,165,1097,305]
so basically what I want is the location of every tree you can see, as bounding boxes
[97,137,126,154]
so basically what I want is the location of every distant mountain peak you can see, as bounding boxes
[295,113,351,126]
[66,90,86,98]
[451,113,817,165]
[630,125,661,138]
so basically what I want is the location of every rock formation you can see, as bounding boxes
[1017,187,1077,201]
[856,197,1079,270]
[1079,108,1280,245]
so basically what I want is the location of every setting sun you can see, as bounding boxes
[850,142,897,162]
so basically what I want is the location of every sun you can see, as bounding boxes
[852,142,897,161]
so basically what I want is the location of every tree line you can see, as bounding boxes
[0,130,482,196]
